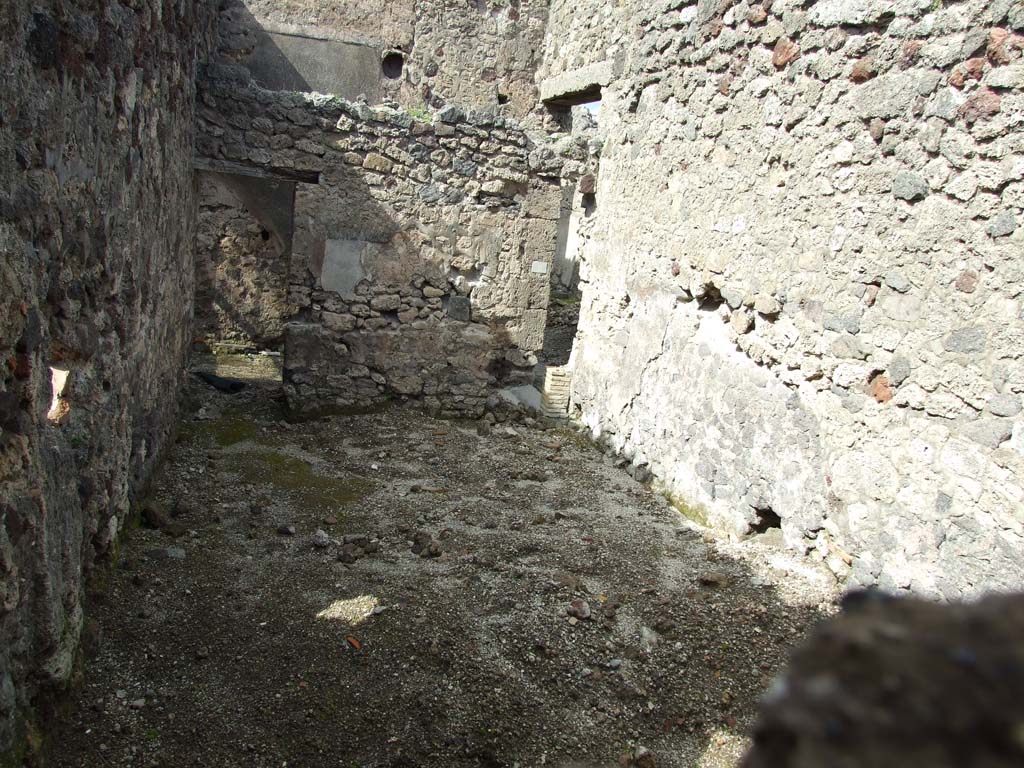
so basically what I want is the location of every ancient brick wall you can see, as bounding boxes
[196,73,561,416]
[542,0,1024,598]
[0,0,213,756]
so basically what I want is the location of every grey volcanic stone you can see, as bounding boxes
[448,296,472,322]
[943,326,987,354]
[989,393,1022,417]
[884,272,911,293]
[986,210,1017,238]
[892,171,929,201]
[887,357,912,386]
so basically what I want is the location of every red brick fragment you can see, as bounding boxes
[955,269,979,294]
[850,58,876,83]
[948,58,986,89]
[13,354,31,380]
[868,375,893,404]
[988,28,1024,65]
[900,40,923,69]
[958,88,1001,123]
[773,37,799,69]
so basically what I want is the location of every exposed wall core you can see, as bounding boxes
[0,0,214,754]
[196,72,562,416]
[542,0,1024,599]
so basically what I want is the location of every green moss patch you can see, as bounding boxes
[229,449,373,513]
[665,492,710,528]
[178,416,282,449]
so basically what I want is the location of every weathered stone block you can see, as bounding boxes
[448,296,472,322]
[962,418,1013,449]
[988,393,1021,417]
[892,171,929,201]
[943,326,987,354]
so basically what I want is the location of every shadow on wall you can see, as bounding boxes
[540,295,581,368]
[0,0,215,755]
[194,109,537,413]
[215,0,387,100]
[282,160,532,414]
[194,169,296,351]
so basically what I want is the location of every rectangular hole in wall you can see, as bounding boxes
[545,90,603,133]
[192,164,316,384]
[47,366,70,424]
[539,60,612,131]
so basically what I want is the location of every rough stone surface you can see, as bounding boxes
[196,70,561,417]
[0,0,213,756]
[743,592,1024,768]
[548,0,1024,598]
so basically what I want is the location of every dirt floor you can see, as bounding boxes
[48,379,838,768]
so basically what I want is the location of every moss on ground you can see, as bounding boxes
[229,449,373,514]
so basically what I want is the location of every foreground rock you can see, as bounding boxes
[743,592,1024,768]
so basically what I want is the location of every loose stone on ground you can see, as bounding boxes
[48,381,837,767]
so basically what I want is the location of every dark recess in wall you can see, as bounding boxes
[382,50,405,80]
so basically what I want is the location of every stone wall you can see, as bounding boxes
[196,72,561,416]
[0,0,212,757]
[213,0,548,119]
[542,0,1024,598]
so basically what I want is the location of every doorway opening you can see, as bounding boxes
[537,92,603,418]
[192,160,318,384]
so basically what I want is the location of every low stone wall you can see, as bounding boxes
[196,73,561,416]
[542,0,1024,598]
[0,0,212,756]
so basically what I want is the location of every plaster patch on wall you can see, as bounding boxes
[322,240,368,298]
[243,31,383,99]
